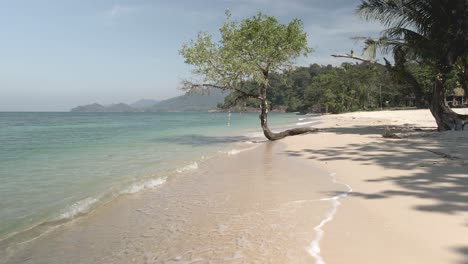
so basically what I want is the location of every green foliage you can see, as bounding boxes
[218,62,419,113]
[358,0,468,88]
[180,9,467,118]
[305,63,388,113]
[180,12,312,90]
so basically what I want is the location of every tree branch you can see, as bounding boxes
[224,93,259,108]
[331,53,377,63]
[184,82,259,100]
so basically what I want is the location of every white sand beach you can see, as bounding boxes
[2,109,467,264]
[284,109,468,263]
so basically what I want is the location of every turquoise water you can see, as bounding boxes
[0,112,302,241]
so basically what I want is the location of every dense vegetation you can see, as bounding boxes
[182,1,468,139]
[357,0,468,131]
[218,0,468,133]
[219,62,462,114]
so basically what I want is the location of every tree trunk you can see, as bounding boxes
[429,72,465,131]
[259,83,318,141]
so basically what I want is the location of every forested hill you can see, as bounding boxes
[148,89,228,112]
[130,99,160,109]
[70,103,139,112]
[70,90,228,112]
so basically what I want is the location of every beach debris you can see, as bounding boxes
[382,127,401,139]
[425,149,461,160]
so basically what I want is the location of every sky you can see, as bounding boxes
[0,0,385,111]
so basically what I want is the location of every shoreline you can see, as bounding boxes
[0,136,262,253]
[0,111,303,249]
[1,109,467,263]
[1,141,344,263]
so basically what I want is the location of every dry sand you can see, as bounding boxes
[2,109,467,264]
[283,109,468,264]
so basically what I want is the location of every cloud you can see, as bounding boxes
[105,4,138,19]
[301,6,386,65]
[304,6,383,37]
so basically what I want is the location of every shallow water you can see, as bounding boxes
[1,142,346,264]
[0,112,307,242]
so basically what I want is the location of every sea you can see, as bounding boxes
[0,112,313,244]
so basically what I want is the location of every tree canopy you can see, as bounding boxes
[219,62,428,114]
[180,12,316,140]
[357,0,468,130]
[180,12,311,93]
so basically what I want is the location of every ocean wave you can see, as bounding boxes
[217,143,260,156]
[176,162,199,173]
[121,177,167,194]
[226,146,258,156]
[296,120,318,126]
[1,177,169,248]
[59,197,99,219]
[243,131,265,138]
[227,149,242,155]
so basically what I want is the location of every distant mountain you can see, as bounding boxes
[70,103,140,112]
[148,90,228,112]
[71,90,228,113]
[105,103,140,112]
[70,103,107,112]
[130,99,159,109]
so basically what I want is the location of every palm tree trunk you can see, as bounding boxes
[429,71,465,131]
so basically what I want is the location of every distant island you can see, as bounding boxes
[71,103,142,113]
[70,90,227,112]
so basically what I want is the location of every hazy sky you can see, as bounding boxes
[0,0,384,111]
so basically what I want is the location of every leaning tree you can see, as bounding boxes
[357,0,468,131]
[180,12,317,140]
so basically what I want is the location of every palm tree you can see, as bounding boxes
[358,0,468,130]
[361,37,428,108]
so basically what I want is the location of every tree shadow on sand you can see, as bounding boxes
[453,246,468,264]
[284,124,468,260]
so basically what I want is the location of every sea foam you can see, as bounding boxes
[227,149,242,155]
[219,144,260,156]
[307,172,352,264]
[59,197,99,219]
[296,120,319,126]
[176,162,199,173]
[122,177,167,194]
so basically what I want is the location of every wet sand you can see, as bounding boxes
[1,142,347,263]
